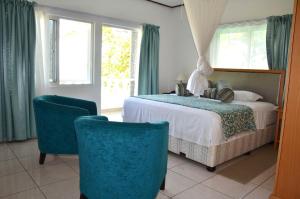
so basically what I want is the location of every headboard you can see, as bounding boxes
[208,69,285,106]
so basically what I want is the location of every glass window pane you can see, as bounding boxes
[210,21,268,70]
[217,32,250,68]
[250,29,268,69]
[59,19,92,84]
[101,26,133,110]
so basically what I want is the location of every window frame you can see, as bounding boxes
[209,19,268,70]
[48,15,95,86]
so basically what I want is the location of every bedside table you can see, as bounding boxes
[274,108,284,148]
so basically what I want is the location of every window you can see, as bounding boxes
[210,20,268,70]
[49,18,93,84]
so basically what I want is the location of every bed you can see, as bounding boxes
[123,69,285,171]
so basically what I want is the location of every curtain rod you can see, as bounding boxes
[219,18,267,26]
[35,4,159,29]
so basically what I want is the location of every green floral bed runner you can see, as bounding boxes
[136,95,256,139]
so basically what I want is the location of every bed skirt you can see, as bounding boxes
[168,125,275,167]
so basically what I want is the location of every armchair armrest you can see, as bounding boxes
[34,99,90,117]
[77,115,109,122]
[50,95,97,115]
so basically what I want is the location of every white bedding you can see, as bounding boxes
[123,97,277,146]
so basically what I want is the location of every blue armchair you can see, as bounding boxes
[33,95,105,164]
[74,116,169,199]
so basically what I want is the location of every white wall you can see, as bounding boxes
[173,0,294,78]
[222,0,294,23]
[34,0,294,110]
[35,0,178,111]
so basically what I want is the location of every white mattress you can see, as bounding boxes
[123,97,277,146]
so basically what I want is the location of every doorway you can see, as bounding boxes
[100,25,140,120]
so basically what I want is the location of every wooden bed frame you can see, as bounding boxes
[211,68,285,107]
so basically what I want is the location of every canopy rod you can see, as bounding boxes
[144,0,184,8]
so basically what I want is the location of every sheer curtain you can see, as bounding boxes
[210,20,268,69]
[35,7,49,96]
[183,0,228,96]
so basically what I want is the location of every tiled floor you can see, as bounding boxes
[0,140,276,199]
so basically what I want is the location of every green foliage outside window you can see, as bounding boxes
[101,26,132,80]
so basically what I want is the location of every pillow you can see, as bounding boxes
[203,89,212,98]
[234,90,263,102]
[207,80,214,88]
[203,88,218,99]
[217,88,234,103]
[175,83,186,96]
[216,80,234,103]
[211,88,218,99]
[217,80,232,89]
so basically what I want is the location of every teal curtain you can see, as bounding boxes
[266,15,293,70]
[138,24,160,95]
[0,0,36,142]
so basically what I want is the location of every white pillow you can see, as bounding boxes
[234,90,263,102]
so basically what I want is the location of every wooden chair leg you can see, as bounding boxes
[160,177,166,190]
[39,152,46,165]
[80,193,88,199]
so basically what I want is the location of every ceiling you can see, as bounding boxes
[146,0,183,8]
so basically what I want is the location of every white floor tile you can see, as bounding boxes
[0,145,15,161]
[261,176,275,191]
[0,172,36,198]
[156,192,170,199]
[41,177,80,199]
[8,140,39,158]
[243,187,272,199]
[27,163,78,186]
[0,159,24,177]
[203,175,257,198]
[2,188,46,199]
[171,161,215,183]
[161,171,198,197]
[173,184,231,199]
[19,155,62,170]
[167,153,186,169]
[63,158,79,173]
[0,141,277,199]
